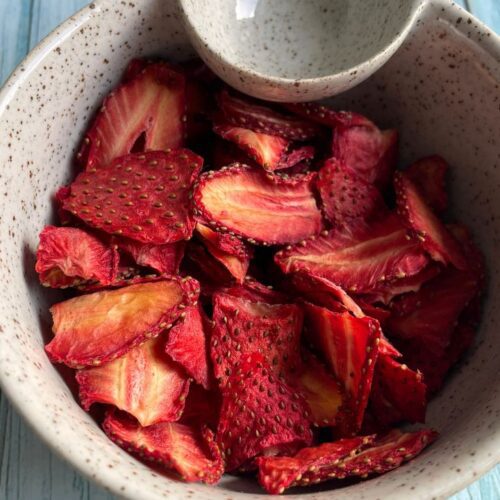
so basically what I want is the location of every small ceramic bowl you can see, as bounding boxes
[178,0,424,102]
[0,1,499,499]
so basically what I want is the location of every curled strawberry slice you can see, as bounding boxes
[216,353,313,471]
[303,303,381,435]
[65,150,203,245]
[77,62,186,170]
[76,334,190,426]
[275,214,428,295]
[193,164,322,245]
[36,225,119,288]
[395,171,467,270]
[46,277,199,367]
[217,90,321,141]
[165,304,210,389]
[103,410,224,484]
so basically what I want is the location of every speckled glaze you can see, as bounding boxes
[179,0,425,101]
[0,1,498,499]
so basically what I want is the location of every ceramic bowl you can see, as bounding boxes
[178,0,424,102]
[0,1,499,499]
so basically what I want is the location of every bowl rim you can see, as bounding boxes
[0,0,499,498]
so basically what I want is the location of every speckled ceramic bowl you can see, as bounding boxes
[0,1,498,499]
[178,0,425,101]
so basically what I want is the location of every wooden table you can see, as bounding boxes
[1,1,499,498]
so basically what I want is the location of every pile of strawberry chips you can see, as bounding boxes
[35,59,485,494]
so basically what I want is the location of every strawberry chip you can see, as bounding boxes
[65,150,203,245]
[76,334,190,426]
[193,164,322,245]
[78,62,186,170]
[165,304,210,389]
[211,292,303,386]
[36,225,119,288]
[103,410,224,484]
[216,353,313,471]
[46,277,199,367]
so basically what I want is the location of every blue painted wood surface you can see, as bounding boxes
[0,1,498,499]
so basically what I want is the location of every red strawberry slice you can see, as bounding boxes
[65,150,203,244]
[256,435,371,494]
[369,354,427,427]
[405,155,448,213]
[297,352,344,427]
[290,273,364,317]
[115,237,185,274]
[282,102,374,128]
[103,410,224,484]
[213,123,290,171]
[395,171,467,270]
[211,292,303,386]
[377,335,402,358]
[193,164,322,245]
[275,214,429,295]
[317,158,386,227]
[76,334,190,426]
[388,268,480,355]
[216,353,313,471]
[217,90,321,141]
[211,137,259,169]
[77,62,186,170]
[36,225,119,288]
[46,277,199,367]
[303,303,381,435]
[277,146,315,170]
[196,223,253,283]
[299,429,437,484]
[332,120,398,189]
[360,263,442,305]
[220,277,289,305]
[165,304,210,389]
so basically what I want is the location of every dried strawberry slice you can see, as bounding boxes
[360,263,442,305]
[303,303,380,435]
[395,171,467,270]
[46,277,199,367]
[405,155,448,213]
[388,268,480,355]
[297,352,344,427]
[76,334,190,426]
[103,410,224,484]
[196,223,253,283]
[211,137,259,169]
[36,225,119,288]
[257,435,370,494]
[298,429,437,484]
[317,158,386,227]
[211,292,303,386]
[115,237,185,274]
[216,353,313,471]
[193,164,322,245]
[275,214,428,295]
[77,62,185,170]
[282,102,374,128]
[65,150,203,244]
[377,335,402,358]
[277,146,315,170]
[165,304,210,389]
[332,120,398,189]
[369,354,427,427]
[217,90,321,141]
[213,123,290,171]
[290,273,364,317]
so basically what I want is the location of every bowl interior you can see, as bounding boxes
[0,0,499,499]
[180,0,419,79]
